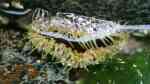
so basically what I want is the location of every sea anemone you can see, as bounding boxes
[27,8,128,68]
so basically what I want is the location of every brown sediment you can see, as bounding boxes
[0,64,39,84]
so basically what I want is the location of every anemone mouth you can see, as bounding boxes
[27,30,128,68]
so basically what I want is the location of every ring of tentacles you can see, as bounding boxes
[27,8,128,68]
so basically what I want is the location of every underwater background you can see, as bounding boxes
[0,0,150,84]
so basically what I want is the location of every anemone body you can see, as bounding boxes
[27,30,128,68]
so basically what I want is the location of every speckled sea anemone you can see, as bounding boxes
[26,8,128,68]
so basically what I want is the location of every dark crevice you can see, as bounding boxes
[44,36,114,53]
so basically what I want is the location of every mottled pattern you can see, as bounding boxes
[0,28,23,49]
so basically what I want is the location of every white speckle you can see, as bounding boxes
[136,69,143,78]
[93,71,97,74]
[36,60,41,63]
[132,64,137,68]
[136,48,143,53]
[140,80,143,84]
[120,61,125,64]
